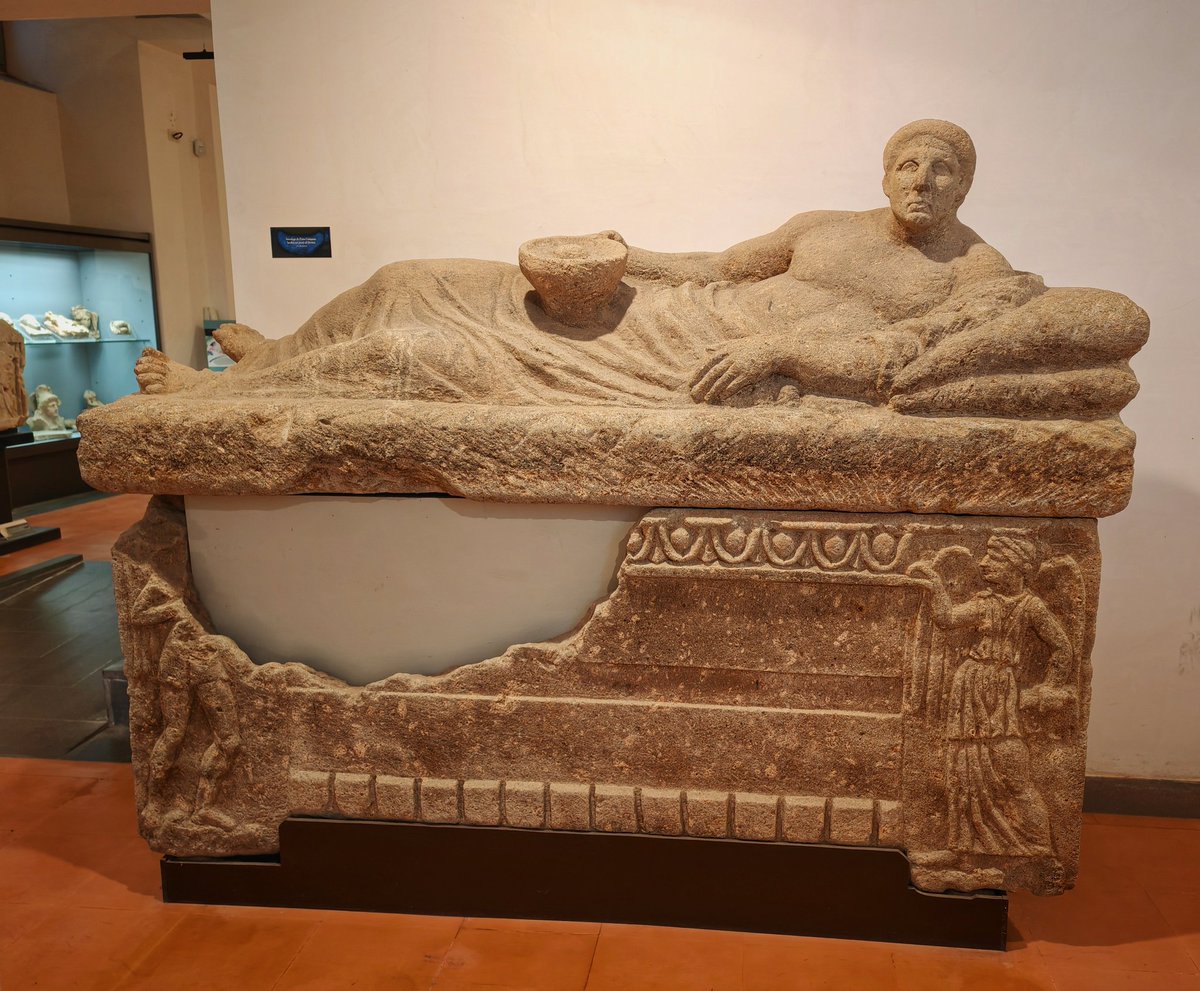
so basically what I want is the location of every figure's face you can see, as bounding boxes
[45,399,59,416]
[883,138,965,232]
[979,551,1016,586]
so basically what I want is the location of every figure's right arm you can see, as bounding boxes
[623,211,847,286]
[908,563,983,629]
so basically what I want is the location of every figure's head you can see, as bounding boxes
[980,534,1039,589]
[40,395,60,416]
[882,119,976,233]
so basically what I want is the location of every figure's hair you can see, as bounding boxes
[883,119,977,194]
[987,534,1040,579]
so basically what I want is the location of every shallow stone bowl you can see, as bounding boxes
[518,235,628,326]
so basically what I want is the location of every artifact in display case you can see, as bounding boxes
[0,218,160,504]
[1,312,55,342]
[44,310,95,340]
[0,219,160,426]
[71,304,100,337]
[83,389,105,409]
[27,383,76,437]
[81,120,1148,909]
[0,319,26,431]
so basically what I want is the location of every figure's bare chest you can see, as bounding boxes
[787,220,957,319]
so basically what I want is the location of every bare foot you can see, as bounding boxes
[212,322,266,363]
[135,348,206,395]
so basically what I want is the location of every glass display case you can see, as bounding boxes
[0,219,160,505]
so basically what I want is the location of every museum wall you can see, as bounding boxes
[2,18,233,365]
[137,42,233,369]
[0,79,70,224]
[210,0,1199,780]
[5,19,154,235]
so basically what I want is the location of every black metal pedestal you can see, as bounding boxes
[162,817,1008,950]
[0,428,60,556]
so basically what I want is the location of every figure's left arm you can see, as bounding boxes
[1027,598,1074,687]
[897,242,1045,351]
[1017,597,1080,717]
[691,240,1044,405]
[846,244,1042,401]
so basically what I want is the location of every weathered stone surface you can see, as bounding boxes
[0,319,26,432]
[78,119,1147,520]
[519,235,627,326]
[289,770,331,816]
[685,791,730,838]
[419,779,460,824]
[374,775,416,821]
[877,800,903,847]
[640,788,684,836]
[332,772,372,817]
[781,796,826,843]
[98,121,1138,903]
[463,780,501,826]
[593,785,638,833]
[502,782,545,829]
[79,396,1134,518]
[734,793,780,841]
[830,798,876,846]
[114,497,1099,896]
[549,783,591,831]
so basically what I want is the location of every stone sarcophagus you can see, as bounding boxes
[78,120,1145,900]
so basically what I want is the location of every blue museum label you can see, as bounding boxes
[271,227,332,258]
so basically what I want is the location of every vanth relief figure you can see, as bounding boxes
[909,535,1083,858]
[129,577,243,831]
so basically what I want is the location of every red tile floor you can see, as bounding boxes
[0,761,1195,990]
[0,493,151,578]
[1,496,1197,988]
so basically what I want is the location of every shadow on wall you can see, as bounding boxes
[1091,471,1200,779]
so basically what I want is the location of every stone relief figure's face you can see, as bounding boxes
[44,399,60,417]
[979,550,1020,588]
[883,138,964,233]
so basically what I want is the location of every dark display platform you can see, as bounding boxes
[0,428,63,555]
[5,434,92,508]
[161,817,1008,950]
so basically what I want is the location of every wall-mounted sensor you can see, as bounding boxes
[193,138,207,157]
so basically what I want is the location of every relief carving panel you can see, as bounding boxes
[113,498,1096,896]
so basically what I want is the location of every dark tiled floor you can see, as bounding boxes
[0,561,125,759]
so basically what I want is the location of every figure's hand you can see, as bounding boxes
[690,338,779,404]
[595,230,627,247]
[1019,683,1076,715]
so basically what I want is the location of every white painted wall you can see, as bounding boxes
[0,79,70,224]
[4,18,234,365]
[210,0,1200,778]
[6,18,154,234]
[137,42,233,367]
